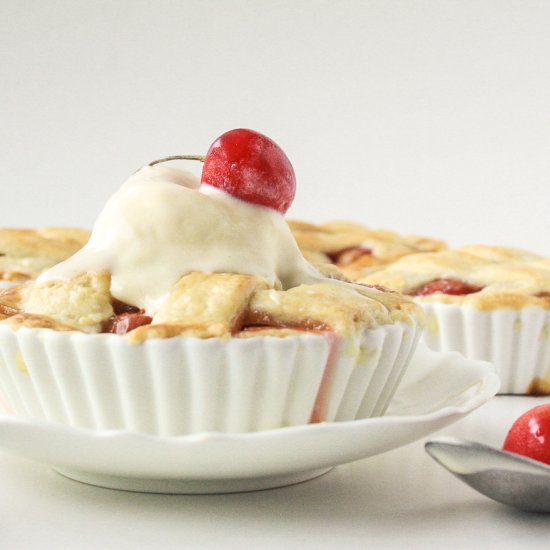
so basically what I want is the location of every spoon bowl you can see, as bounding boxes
[425,436,550,512]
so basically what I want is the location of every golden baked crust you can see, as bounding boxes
[0,227,90,281]
[3,269,421,340]
[128,323,229,343]
[531,258,550,272]
[288,219,446,280]
[1,313,76,331]
[527,376,550,396]
[245,278,421,335]
[133,277,419,342]
[154,272,269,328]
[456,244,544,263]
[0,284,30,316]
[247,283,394,336]
[138,272,270,341]
[360,248,550,311]
[24,271,114,332]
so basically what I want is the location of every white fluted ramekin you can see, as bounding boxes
[421,303,550,394]
[0,321,420,435]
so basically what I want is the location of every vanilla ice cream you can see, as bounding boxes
[39,165,321,313]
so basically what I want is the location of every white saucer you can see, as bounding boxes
[0,344,499,493]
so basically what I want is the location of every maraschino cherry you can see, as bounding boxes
[503,404,550,465]
[148,129,296,214]
[201,129,296,214]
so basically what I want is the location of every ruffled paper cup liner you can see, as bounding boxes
[420,303,550,395]
[0,321,420,435]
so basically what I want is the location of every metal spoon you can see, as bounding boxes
[425,436,550,512]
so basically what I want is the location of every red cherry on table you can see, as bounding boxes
[502,403,550,465]
[201,129,296,214]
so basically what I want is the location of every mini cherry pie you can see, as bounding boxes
[0,129,423,434]
[360,246,550,395]
[360,248,550,310]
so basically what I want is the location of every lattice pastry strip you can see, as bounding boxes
[0,228,90,281]
[130,272,270,341]
[244,283,394,336]
[287,219,446,280]
[0,270,419,339]
[24,272,114,332]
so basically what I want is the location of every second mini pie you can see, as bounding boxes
[360,247,550,394]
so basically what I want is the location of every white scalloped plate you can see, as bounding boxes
[0,344,499,493]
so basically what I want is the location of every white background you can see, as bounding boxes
[1,0,549,254]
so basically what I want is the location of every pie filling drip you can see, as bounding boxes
[309,332,341,424]
[411,278,484,297]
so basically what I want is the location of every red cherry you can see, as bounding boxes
[503,404,550,465]
[201,129,296,214]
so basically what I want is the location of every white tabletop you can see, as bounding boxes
[1,396,549,549]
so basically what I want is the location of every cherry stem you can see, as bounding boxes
[148,155,205,166]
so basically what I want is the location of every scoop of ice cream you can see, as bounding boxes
[39,165,319,313]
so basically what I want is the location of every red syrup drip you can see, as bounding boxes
[309,332,342,424]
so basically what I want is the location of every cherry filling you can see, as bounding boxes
[412,278,483,297]
[327,247,372,265]
[103,312,153,334]
[112,299,142,315]
[103,300,152,334]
